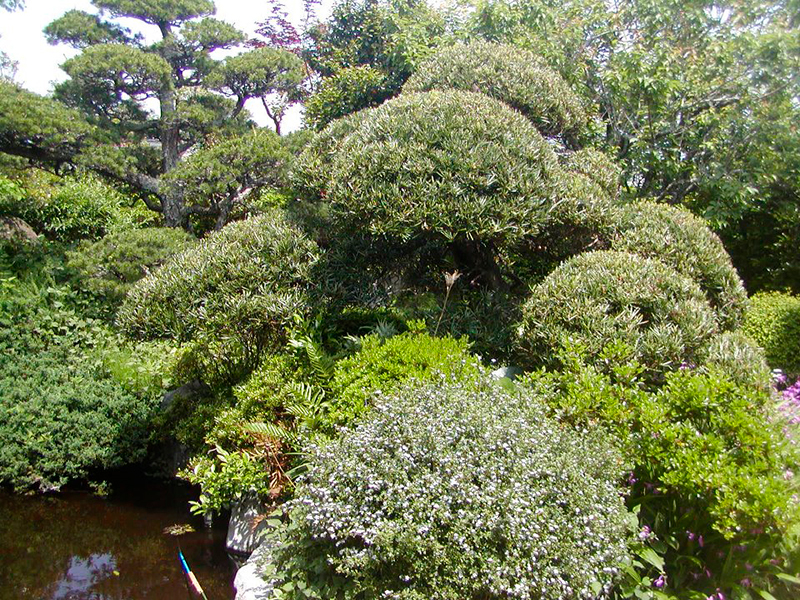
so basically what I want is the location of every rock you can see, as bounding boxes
[227,495,268,555]
[160,380,207,411]
[490,365,522,380]
[234,541,276,600]
[0,216,39,246]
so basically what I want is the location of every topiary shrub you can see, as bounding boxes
[561,147,621,197]
[743,291,800,375]
[265,377,632,600]
[328,331,484,425]
[316,90,563,288]
[517,250,719,379]
[67,227,194,304]
[610,201,748,330]
[701,331,771,391]
[118,210,320,376]
[403,41,586,139]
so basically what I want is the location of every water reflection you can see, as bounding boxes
[0,477,235,600]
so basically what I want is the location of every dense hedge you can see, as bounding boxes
[404,41,586,138]
[610,201,748,330]
[562,148,621,197]
[68,227,194,303]
[119,211,320,376]
[266,377,632,600]
[743,291,800,374]
[517,250,718,379]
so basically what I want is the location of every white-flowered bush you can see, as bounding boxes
[263,377,633,600]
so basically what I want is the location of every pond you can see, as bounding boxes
[0,475,236,600]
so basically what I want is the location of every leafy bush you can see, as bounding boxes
[0,171,154,241]
[743,291,800,375]
[404,41,586,138]
[119,211,320,378]
[328,331,483,425]
[0,273,159,491]
[305,65,389,130]
[517,250,719,380]
[67,227,194,304]
[522,346,800,598]
[610,202,748,330]
[265,377,632,600]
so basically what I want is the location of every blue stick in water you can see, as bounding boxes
[178,548,210,600]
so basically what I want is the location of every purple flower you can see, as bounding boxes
[686,530,696,541]
[698,534,704,547]
[740,578,752,588]
[653,574,666,589]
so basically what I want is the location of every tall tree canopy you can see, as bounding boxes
[0,0,304,228]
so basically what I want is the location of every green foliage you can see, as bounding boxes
[0,80,97,166]
[743,291,800,375]
[517,250,719,380]
[404,41,586,138]
[265,377,633,599]
[119,211,320,379]
[304,0,446,115]
[162,129,291,227]
[521,345,800,597]
[67,226,194,304]
[182,446,274,516]
[210,47,304,134]
[562,147,621,197]
[304,65,389,130]
[0,171,156,241]
[328,331,483,425]
[92,0,215,25]
[701,331,771,392]
[610,201,748,331]
[0,263,160,491]
[44,9,136,48]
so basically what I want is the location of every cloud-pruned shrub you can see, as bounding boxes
[328,331,483,425]
[67,226,194,303]
[118,211,319,375]
[265,377,632,600]
[701,331,771,391]
[404,41,586,138]
[304,90,564,289]
[743,291,800,375]
[517,250,718,379]
[610,201,748,330]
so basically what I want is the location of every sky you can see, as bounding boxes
[0,0,335,132]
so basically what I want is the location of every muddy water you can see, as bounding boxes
[0,476,236,600]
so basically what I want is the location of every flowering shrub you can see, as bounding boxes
[263,377,633,600]
[522,345,800,599]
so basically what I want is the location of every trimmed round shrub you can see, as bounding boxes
[701,331,771,391]
[118,211,320,372]
[67,227,194,303]
[610,202,748,330]
[328,331,483,425]
[404,41,586,138]
[562,148,621,197]
[517,250,719,378]
[323,89,560,249]
[743,291,800,374]
[267,377,632,599]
